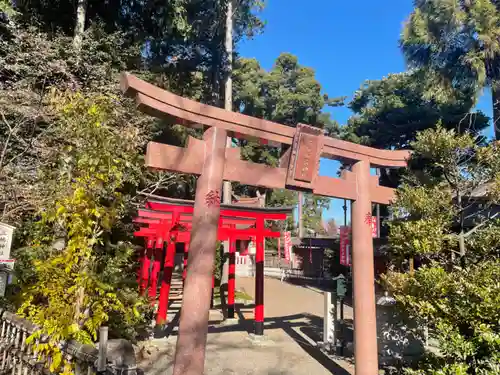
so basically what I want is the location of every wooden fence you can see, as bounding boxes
[0,309,137,375]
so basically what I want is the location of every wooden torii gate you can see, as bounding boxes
[121,73,410,375]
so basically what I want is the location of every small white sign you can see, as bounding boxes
[248,240,256,254]
[0,222,15,260]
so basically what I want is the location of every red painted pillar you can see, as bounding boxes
[148,236,164,302]
[254,219,265,335]
[140,238,154,295]
[228,239,236,319]
[156,240,176,324]
[182,242,189,282]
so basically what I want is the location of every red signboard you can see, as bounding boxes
[339,226,351,266]
[284,231,292,263]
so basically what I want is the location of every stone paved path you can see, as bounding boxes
[139,277,354,375]
[236,277,354,321]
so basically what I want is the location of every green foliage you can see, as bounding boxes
[214,241,223,283]
[143,0,265,105]
[232,53,339,229]
[402,0,500,137]
[302,193,330,236]
[344,72,490,149]
[0,0,17,18]
[17,93,150,371]
[384,127,500,374]
[233,53,343,129]
[0,17,151,227]
[232,53,342,167]
[385,261,500,375]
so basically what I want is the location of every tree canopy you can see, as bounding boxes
[232,53,337,229]
[402,0,500,139]
[0,0,340,346]
[234,53,343,129]
[344,71,490,149]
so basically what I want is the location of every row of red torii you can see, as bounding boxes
[134,196,292,333]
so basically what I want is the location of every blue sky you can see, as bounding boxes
[238,0,494,225]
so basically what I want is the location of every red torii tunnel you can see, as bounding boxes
[133,196,292,335]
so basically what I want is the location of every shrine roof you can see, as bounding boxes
[140,193,294,215]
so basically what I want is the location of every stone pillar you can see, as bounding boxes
[351,160,378,375]
[173,127,227,375]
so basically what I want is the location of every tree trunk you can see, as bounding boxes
[457,192,466,258]
[223,0,233,114]
[492,85,500,140]
[73,0,87,52]
[220,0,233,319]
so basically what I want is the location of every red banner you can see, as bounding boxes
[284,231,292,263]
[339,226,351,266]
[371,216,378,238]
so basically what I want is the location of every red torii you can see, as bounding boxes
[133,196,291,335]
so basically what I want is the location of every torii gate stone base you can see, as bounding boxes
[121,73,410,375]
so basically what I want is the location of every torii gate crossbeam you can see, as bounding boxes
[121,72,410,375]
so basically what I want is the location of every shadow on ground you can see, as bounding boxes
[141,302,353,375]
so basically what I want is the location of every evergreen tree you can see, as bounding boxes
[402,0,500,139]
[232,53,337,223]
[384,127,500,374]
[345,71,490,149]
[234,53,343,129]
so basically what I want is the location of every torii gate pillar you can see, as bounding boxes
[351,160,378,374]
[173,127,227,375]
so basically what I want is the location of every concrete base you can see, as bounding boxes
[209,309,224,322]
[247,333,274,346]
